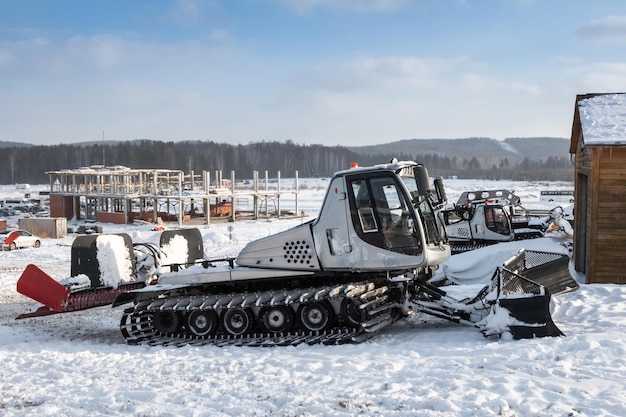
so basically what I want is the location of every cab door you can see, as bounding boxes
[312,176,354,269]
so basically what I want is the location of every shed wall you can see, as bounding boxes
[577,145,626,284]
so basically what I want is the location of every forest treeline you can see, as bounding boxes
[0,140,574,185]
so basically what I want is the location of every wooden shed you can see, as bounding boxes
[570,92,626,284]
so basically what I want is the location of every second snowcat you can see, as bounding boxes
[443,189,546,253]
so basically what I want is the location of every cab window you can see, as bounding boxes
[348,174,422,256]
[484,206,511,235]
[352,181,378,233]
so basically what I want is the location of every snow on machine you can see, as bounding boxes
[17,161,568,346]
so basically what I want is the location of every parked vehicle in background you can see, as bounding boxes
[0,208,15,217]
[15,183,31,190]
[2,199,31,210]
[540,190,574,204]
[0,230,42,250]
[12,206,34,215]
[3,204,49,216]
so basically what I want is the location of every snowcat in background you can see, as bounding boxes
[443,189,548,253]
[17,161,568,346]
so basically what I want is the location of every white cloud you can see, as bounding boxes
[510,82,542,96]
[578,62,626,92]
[66,35,129,72]
[0,34,230,79]
[552,55,582,65]
[161,0,210,28]
[294,54,546,102]
[460,73,489,92]
[298,55,477,93]
[210,29,232,42]
[278,0,414,14]
[574,15,626,45]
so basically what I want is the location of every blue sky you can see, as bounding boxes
[2,0,626,146]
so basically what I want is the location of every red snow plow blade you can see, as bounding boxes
[17,264,70,312]
[16,264,144,319]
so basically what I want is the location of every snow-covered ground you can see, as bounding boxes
[2,179,625,417]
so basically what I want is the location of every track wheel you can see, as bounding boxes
[152,311,180,334]
[261,306,294,333]
[299,301,334,331]
[186,310,219,337]
[341,298,367,327]
[222,308,254,336]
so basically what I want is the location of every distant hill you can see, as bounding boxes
[0,141,32,148]
[349,137,570,162]
[0,140,125,147]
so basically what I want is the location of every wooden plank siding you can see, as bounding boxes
[596,146,626,284]
[575,143,626,284]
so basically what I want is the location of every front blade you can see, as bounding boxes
[498,290,564,339]
[493,267,564,339]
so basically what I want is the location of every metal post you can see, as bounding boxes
[178,171,183,227]
[295,170,299,216]
[253,171,258,219]
[265,170,269,218]
[204,170,211,225]
[231,170,236,222]
[277,171,281,218]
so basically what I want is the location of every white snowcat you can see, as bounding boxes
[443,189,547,254]
[16,161,567,346]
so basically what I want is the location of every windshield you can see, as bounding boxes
[417,197,445,245]
[400,170,445,246]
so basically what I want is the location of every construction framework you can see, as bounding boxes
[47,165,301,226]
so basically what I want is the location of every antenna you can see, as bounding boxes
[102,130,105,166]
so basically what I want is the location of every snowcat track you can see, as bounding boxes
[119,281,398,347]
[450,242,494,254]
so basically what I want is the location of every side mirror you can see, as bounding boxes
[414,165,430,197]
[433,177,447,206]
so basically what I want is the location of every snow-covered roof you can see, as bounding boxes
[578,93,626,146]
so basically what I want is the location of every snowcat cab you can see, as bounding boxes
[235,160,450,274]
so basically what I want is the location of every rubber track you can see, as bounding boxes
[119,281,397,347]
[450,242,493,254]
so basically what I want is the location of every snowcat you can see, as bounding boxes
[16,161,567,346]
[443,189,547,253]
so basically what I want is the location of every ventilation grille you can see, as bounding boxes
[283,240,313,265]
